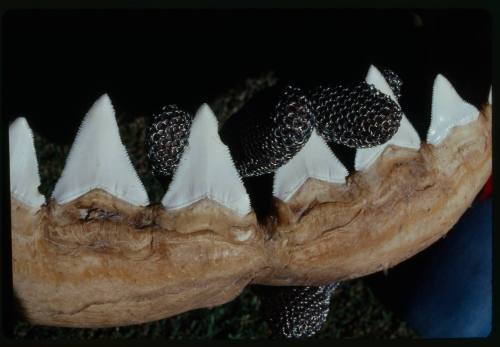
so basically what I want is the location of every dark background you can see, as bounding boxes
[2,10,492,144]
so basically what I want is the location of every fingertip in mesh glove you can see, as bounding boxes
[258,284,339,339]
[145,104,193,178]
[310,81,403,148]
[381,68,404,101]
[221,84,315,177]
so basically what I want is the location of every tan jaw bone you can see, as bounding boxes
[10,68,491,327]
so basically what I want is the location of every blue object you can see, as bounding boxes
[367,198,492,338]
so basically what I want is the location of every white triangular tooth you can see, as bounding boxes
[488,86,492,105]
[427,74,479,146]
[51,94,149,206]
[9,117,45,209]
[355,66,421,171]
[162,104,251,216]
[273,130,348,202]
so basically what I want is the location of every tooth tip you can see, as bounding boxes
[199,102,211,111]
[11,116,28,128]
[97,92,112,105]
[91,93,114,115]
[435,73,446,82]
[367,64,378,74]
[432,74,454,93]
[196,103,218,127]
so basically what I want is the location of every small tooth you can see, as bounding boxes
[489,86,492,105]
[427,74,479,146]
[162,104,251,216]
[273,130,348,202]
[355,66,421,171]
[9,117,45,209]
[51,94,149,206]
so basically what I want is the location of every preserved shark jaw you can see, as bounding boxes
[10,71,492,327]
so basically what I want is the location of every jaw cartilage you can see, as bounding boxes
[51,94,150,206]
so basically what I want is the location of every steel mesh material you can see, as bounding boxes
[145,105,193,178]
[260,284,339,339]
[311,81,403,148]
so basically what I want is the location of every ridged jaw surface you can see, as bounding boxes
[9,68,491,327]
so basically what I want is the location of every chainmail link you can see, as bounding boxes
[143,71,405,340]
[260,284,339,339]
[381,68,403,101]
[310,81,403,148]
[220,84,315,177]
[144,105,193,178]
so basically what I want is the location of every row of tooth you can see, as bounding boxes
[9,65,488,215]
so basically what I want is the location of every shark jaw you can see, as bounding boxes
[8,76,491,329]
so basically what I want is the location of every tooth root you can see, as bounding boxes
[273,130,348,202]
[356,65,421,171]
[51,94,149,206]
[9,117,45,209]
[162,104,251,216]
[427,74,479,146]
